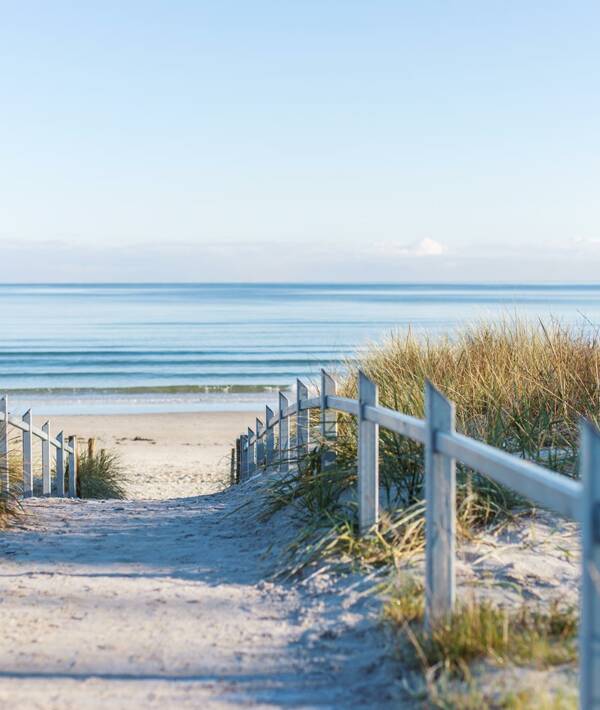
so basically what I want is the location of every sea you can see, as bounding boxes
[1,283,600,415]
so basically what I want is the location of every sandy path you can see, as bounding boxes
[0,482,400,709]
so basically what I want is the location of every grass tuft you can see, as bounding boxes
[385,580,577,676]
[76,449,127,499]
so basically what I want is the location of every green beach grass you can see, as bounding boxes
[265,319,595,566]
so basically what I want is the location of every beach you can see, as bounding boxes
[34,412,262,500]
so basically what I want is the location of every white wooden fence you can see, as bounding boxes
[0,395,78,498]
[234,369,599,709]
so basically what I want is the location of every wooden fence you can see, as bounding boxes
[0,395,79,498]
[234,369,599,709]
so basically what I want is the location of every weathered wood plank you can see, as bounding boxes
[580,419,600,709]
[425,380,456,630]
[255,418,264,471]
[22,410,33,497]
[42,421,51,496]
[247,427,255,476]
[55,431,65,498]
[358,372,379,535]
[296,380,308,465]
[0,396,8,493]
[265,406,275,470]
[68,435,78,497]
[278,392,289,473]
[320,370,337,471]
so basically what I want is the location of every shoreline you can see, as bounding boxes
[7,391,283,416]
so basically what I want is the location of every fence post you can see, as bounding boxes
[424,380,456,630]
[247,427,255,476]
[42,421,51,496]
[279,392,289,473]
[265,406,275,471]
[56,431,65,497]
[1,396,8,493]
[320,370,337,471]
[239,434,246,483]
[68,436,78,498]
[230,445,236,486]
[23,409,33,497]
[358,371,379,535]
[256,418,264,470]
[296,379,308,464]
[579,419,600,709]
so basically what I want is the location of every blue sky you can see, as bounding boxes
[1,1,599,281]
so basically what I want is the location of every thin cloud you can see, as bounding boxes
[372,238,447,258]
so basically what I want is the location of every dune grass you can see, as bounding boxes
[261,319,597,575]
[0,430,23,526]
[384,575,578,708]
[337,318,594,515]
[0,485,21,528]
[75,448,126,499]
[384,579,577,674]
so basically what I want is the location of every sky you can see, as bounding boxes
[1,1,599,282]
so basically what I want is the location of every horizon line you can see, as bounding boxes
[1,280,600,288]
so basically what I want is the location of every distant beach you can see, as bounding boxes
[3,282,600,414]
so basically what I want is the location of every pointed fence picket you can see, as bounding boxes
[234,369,598,709]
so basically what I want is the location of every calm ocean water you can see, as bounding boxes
[2,283,600,414]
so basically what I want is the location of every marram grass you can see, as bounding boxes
[384,576,578,708]
[75,449,126,500]
[384,580,577,674]
[262,319,598,573]
[0,430,23,526]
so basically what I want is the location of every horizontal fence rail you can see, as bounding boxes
[233,369,599,709]
[0,395,79,499]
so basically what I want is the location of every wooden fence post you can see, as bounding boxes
[424,380,456,630]
[239,435,246,483]
[358,371,379,535]
[256,418,264,470]
[579,419,600,709]
[42,421,51,496]
[296,379,308,464]
[320,370,337,471]
[279,392,289,473]
[265,406,275,471]
[87,437,96,458]
[230,445,236,486]
[56,431,65,498]
[23,409,33,497]
[1,396,8,493]
[68,436,77,498]
[247,427,255,476]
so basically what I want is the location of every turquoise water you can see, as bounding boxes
[2,283,600,413]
